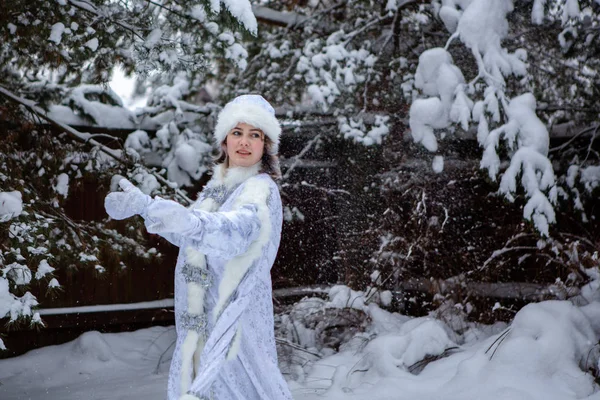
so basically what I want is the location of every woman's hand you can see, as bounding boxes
[104,179,151,220]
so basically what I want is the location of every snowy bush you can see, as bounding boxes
[279,290,600,399]
[0,114,168,347]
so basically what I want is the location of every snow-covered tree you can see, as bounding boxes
[0,0,258,345]
[1,0,256,89]
[2,0,600,348]
[212,0,600,316]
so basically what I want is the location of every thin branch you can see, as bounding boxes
[343,13,392,45]
[365,240,417,303]
[362,7,401,112]
[282,133,322,181]
[549,124,599,153]
[485,328,511,360]
[288,1,344,29]
[83,133,124,144]
[439,207,449,232]
[68,0,146,41]
[143,0,188,20]
[583,124,599,163]
[299,181,351,196]
[557,232,598,251]
[477,246,540,272]
[275,337,322,358]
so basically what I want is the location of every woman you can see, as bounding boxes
[105,94,293,400]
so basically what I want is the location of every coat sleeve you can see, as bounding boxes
[143,197,262,260]
[143,217,184,247]
[139,194,209,248]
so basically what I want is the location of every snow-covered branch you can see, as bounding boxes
[408,0,571,235]
[252,5,307,27]
[0,84,192,204]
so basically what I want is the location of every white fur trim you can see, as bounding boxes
[179,394,200,400]
[186,284,205,315]
[214,103,281,154]
[179,330,200,395]
[185,247,208,267]
[194,163,262,204]
[192,335,205,377]
[213,177,272,321]
[211,162,262,189]
[192,197,218,211]
[182,247,209,393]
[222,163,262,188]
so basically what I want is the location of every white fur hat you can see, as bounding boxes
[213,94,281,155]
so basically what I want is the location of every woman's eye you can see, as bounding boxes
[252,133,261,139]
[232,131,241,136]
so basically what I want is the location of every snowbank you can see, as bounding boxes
[0,294,599,400]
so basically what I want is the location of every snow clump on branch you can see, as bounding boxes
[411,0,557,235]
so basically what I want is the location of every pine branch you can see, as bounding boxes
[67,0,147,41]
[0,85,192,205]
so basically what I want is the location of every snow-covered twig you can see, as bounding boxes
[478,246,541,272]
[286,2,344,29]
[299,181,351,196]
[440,207,449,232]
[275,337,322,358]
[282,133,322,181]
[67,0,145,40]
[82,133,124,144]
[343,14,393,44]
[252,5,307,27]
[362,7,401,112]
[365,242,416,304]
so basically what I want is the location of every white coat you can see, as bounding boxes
[108,163,292,400]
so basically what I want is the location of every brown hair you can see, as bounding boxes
[213,135,282,180]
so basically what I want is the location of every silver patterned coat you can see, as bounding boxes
[106,163,292,400]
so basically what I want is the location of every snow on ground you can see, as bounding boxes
[0,326,174,400]
[1,295,599,400]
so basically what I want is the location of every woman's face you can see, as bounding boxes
[224,122,265,168]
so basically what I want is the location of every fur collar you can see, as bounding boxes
[210,162,261,189]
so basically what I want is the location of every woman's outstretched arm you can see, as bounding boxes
[104,179,183,247]
[143,197,262,259]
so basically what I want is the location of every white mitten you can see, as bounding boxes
[104,179,151,220]
[144,198,199,234]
